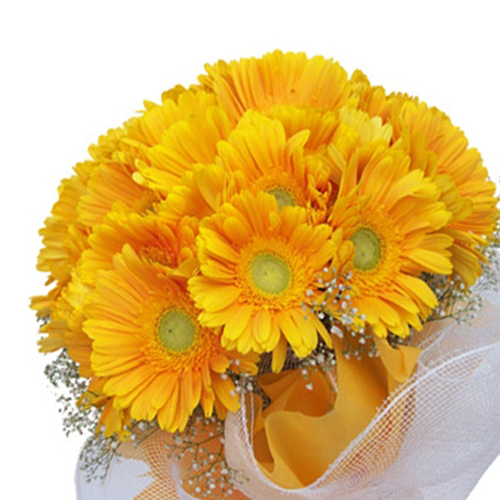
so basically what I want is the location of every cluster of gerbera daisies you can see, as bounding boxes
[33,51,498,490]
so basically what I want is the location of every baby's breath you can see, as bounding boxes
[168,410,246,498]
[44,350,94,436]
[79,433,120,482]
[426,274,483,325]
[44,350,121,482]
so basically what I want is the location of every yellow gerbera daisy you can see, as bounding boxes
[327,145,453,338]
[78,205,198,285]
[79,90,223,227]
[33,160,93,344]
[189,191,337,370]
[199,50,352,121]
[215,112,333,216]
[84,245,255,432]
[159,111,335,229]
[40,206,200,374]
[40,204,202,379]
[350,72,498,285]
[37,160,93,289]
[393,98,498,285]
[134,100,234,195]
[78,141,157,228]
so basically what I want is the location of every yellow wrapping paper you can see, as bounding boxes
[253,337,422,489]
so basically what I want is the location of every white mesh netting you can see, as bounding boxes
[76,283,500,499]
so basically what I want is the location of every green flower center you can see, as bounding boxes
[157,310,196,352]
[250,253,291,295]
[350,227,382,271]
[267,188,295,210]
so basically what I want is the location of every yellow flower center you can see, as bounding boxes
[267,188,295,210]
[157,310,196,352]
[351,227,382,271]
[140,245,177,267]
[250,253,291,295]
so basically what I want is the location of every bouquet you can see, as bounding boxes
[32,51,500,499]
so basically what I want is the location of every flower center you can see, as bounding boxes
[267,188,295,210]
[140,245,177,267]
[250,253,291,295]
[350,227,382,271]
[157,310,196,352]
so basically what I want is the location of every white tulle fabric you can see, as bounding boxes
[76,284,500,499]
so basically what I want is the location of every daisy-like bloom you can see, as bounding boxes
[36,161,93,295]
[392,99,498,285]
[350,72,498,285]
[78,136,157,228]
[79,90,225,228]
[32,160,94,353]
[326,145,454,338]
[78,204,198,285]
[134,98,234,195]
[160,111,335,228]
[39,208,200,376]
[198,50,352,121]
[215,112,333,217]
[84,245,255,432]
[189,191,337,371]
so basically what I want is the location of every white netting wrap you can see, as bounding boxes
[76,284,500,499]
[225,289,500,499]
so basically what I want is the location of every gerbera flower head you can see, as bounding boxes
[80,90,230,228]
[350,73,498,285]
[79,204,198,285]
[37,160,93,294]
[78,139,157,228]
[160,110,336,232]
[394,98,498,285]
[216,112,333,217]
[326,145,453,338]
[199,50,352,121]
[84,245,256,432]
[133,94,234,195]
[188,190,337,370]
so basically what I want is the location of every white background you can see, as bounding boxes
[1,1,499,498]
